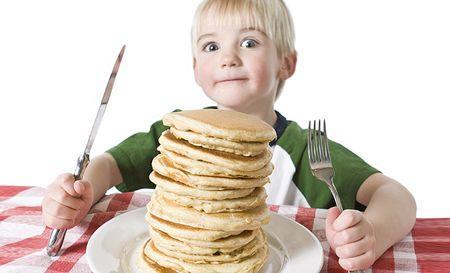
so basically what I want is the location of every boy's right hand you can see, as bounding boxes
[42,173,94,229]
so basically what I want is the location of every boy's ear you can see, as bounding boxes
[278,52,297,80]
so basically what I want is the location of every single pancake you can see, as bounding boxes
[162,109,276,143]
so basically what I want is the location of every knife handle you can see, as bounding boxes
[74,153,90,181]
[46,153,90,256]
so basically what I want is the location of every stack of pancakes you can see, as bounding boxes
[138,109,276,273]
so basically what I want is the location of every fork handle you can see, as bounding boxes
[328,179,344,212]
[328,179,367,273]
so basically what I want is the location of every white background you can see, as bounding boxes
[0,0,449,217]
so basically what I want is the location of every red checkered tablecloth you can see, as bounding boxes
[0,186,448,273]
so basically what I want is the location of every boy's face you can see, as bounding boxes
[193,23,283,109]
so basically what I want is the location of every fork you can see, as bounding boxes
[307,119,365,273]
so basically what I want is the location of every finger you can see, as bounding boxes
[58,174,79,197]
[45,198,80,220]
[73,180,85,196]
[335,236,375,258]
[326,206,341,232]
[47,184,86,210]
[334,224,366,246]
[326,206,341,248]
[339,250,376,271]
[77,180,93,202]
[333,209,363,231]
[43,211,75,229]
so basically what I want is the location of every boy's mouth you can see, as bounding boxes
[217,78,248,84]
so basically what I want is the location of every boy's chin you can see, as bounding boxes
[206,89,254,109]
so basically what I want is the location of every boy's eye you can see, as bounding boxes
[241,39,258,48]
[203,42,219,52]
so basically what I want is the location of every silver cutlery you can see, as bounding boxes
[46,45,126,256]
[307,119,365,273]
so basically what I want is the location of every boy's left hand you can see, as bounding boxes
[326,207,376,270]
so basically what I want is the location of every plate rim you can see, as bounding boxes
[267,211,324,273]
[87,206,324,273]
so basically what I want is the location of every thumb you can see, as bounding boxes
[326,206,341,250]
[73,180,94,225]
[74,180,93,200]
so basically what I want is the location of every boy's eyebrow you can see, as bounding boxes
[240,27,267,36]
[197,33,216,44]
[241,27,257,32]
[196,28,266,44]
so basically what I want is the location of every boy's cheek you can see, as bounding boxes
[193,60,213,84]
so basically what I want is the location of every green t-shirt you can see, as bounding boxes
[106,112,379,210]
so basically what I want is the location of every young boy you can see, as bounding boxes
[42,0,416,270]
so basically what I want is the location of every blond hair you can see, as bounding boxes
[191,0,296,99]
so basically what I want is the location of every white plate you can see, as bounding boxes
[87,207,323,273]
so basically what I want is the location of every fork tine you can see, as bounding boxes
[318,119,324,162]
[312,120,318,163]
[307,120,313,163]
[314,120,321,162]
[322,119,328,162]
[311,121,316,163]
[323,119,331,162]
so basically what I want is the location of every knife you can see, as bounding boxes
[46,45,126,256]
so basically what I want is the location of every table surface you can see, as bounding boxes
[0,185,449,273]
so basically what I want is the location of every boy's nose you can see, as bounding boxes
[220,53,242,68]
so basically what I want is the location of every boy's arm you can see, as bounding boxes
[356,173,417,259]
[82,153,123,206]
